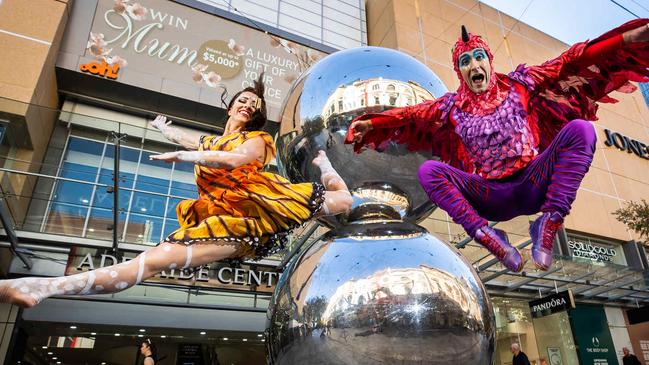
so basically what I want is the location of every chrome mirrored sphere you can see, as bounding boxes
[275,46,448,226]
[266,222,495,364]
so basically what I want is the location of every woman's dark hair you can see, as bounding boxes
[227,73,268,131]
[142,339,158,360]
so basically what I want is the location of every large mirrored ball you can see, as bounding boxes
[276,47,448,226]
[265,222,495,364]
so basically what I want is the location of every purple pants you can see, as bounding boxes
[417,120,597,237]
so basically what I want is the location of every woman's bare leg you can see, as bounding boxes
[0,241,239,308]
[312,150,352,216]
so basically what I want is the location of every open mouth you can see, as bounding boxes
[471,74,485,84]
[238,109,251,118]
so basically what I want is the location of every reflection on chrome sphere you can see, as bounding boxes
[275,47,448,226]
[266,222,495,365]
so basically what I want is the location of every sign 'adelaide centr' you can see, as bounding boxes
[79,0,326,121]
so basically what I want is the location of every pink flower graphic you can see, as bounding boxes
[286,41,298,52]
[306,49,321,63]
[191,63,208,83]
[113,0,146,21]
[86,32,111,58]
[107,55,128,68]
[204,71,222,88]
[189,64,222,88]
[127,2,147,21]
[228,39,245,56]
[113,0,127,13]
[284,74,297,84]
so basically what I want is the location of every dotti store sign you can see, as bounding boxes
[66,0,327,121]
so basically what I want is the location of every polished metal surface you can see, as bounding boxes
[275,46,448,226]
[268,47,494,364]
[266,222,495,365]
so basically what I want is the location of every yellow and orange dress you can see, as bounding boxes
[164,131,324,260]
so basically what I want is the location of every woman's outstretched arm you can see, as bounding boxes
[149,115,203,150]
[149,135,268,169]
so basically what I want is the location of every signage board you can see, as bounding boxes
[71,0,327,121]
[79,60,120,79]
[529,290,576,318]
[547,347,563,365]
[604,128,649,160]
[567,234,627,266]
[177,343,203,365]
[570,305,618,365]
[65,247,280,293]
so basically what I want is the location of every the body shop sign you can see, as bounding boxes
[570,305,618,365]
[77,0,326,121]
[567,234,626,266]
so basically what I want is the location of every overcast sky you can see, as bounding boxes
[479,0,649,44]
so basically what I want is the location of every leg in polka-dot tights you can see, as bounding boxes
[0,241,239,308]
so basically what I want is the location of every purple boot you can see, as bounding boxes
[474,226,524,272]
[530,212,563,271]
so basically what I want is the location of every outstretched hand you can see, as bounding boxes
[150,151,183,163]
[624,23,649,43]
[346,119,373,143]
[150,115,172,131]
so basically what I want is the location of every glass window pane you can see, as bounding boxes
[94,169,133,210]
[166,198,182,219]
[102,145,139,189]
[171,162,196,198]
[135,175,170,194]
[162,219,180,238]
[125,213,163,245]
[130,192,166,218]
[87,208,126,240]
[44,203,88,236]
[163,218,180,238]
[52,165,94,206]
[58,161,100,183]
[45,137,105,235]
[61,138,104,173]
[170,182,195,199]
[136,151,172,193]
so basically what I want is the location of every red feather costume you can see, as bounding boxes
[347,19,649,178]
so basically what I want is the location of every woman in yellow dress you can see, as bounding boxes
[0,78,352,308]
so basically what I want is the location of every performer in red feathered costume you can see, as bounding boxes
[346,20,649,272]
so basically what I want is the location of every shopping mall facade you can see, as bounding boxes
[1,0,649,364]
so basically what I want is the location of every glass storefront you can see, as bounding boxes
[534,311,579,365]
[492,297,579,365]
[9,321,266,364]
[493,297,540,364]
[1,243,279,365]
[37,130,194,246]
